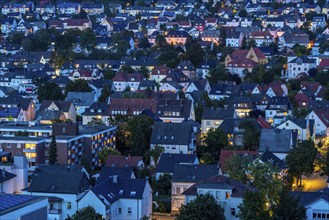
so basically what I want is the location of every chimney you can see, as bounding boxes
[113,175,118,183]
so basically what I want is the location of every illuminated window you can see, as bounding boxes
[25,143,36,150]
[226,192,231,199]
[25,153,36,159]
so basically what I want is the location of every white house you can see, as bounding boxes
[182,175,256,220]
[276,119,314,140]
[78,176,152,220]
[306,110,329,136]
[286,56,317,80]
[22,165,91,220]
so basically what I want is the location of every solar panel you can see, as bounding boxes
[0,194,37,212]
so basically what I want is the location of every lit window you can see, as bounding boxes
[226,192,231,199]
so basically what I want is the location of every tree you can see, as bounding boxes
[87,118,106,126]
[226,154,252,184]
[207,64,228,84]
[127,115,154,156]
[238,9,248,17]
[65,79,91,95]
[203,128,228,161]
[155,35,167,48]
[9,32,25,44]
[154,173,172,195]
[238,120,260,151]
[80,28,96,51]
[98,86,111,102]
[145,145,163,165]
[48,135,57,165]
[319,40,329,54]
[272,187,306,220]
[177,194,225,220]
[292,44,307,57]
[138,37,150,49]
[286,139,317,188]
[66,206,102,220]
[38,82,65,102]
[98,147,121,165]
[103,69,116,80]
[200,152,215,164]
[238,190,270,220]
[321,147,329,176]
[247,39,256,49]
[79,154,92,174]
[186,43,204,66]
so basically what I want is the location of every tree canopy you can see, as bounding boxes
[66,206,102,220]
[38,82,65,102]
[48,135,57,165]
[177,194,225,220]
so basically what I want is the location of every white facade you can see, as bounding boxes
[305,198,329,220]
[287,57,317,79]
[276,120,308,140]
[307,111,327,135]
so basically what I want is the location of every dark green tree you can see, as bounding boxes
[155,35,167,48]
[97,147,121,165]
[286,139,318,188]
[87,118,106,126]
[38,82,64,102]
[238,9,248,17]
[292,44,307,56]
[154,173,172,195]
[238,190,270,220]
[238,120,260,151]
[138,37,150,49]
[66,206,102,220]
[65,79,91,95]
[272,187,306,220]
[203,128,228,161]
[177,194,225,220]
[321,148,329,176]
[80,28,96,51]
[98,86,111,102]
[48,135,57,165]
[226,154,252,184]
[9,32,25,44]
[207,64,228,84]
[103,69,116,80]
[186,43,204,66]
[79,154,92,174]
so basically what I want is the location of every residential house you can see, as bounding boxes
[1,18,17,34]
[311,16,326,32]
[68,69,103,81]
[0,107,25,122]
[225,31,244,48]
[155,153,199,180]
[306,110,329,136]
[248,31,274,47]
[82,102,109,126]
[81,3,104,15]
[108,98,157,118]
[286,56,317,79]
[62,19,92,31]
[265,96,293,125]
[65,92,98,115]
[185,79,211,94]
[112,72,146,92]
[156,99,195,122]
[78,176,152,220]
[95,166,135,185]
[201,107,236,135]
[22,165,90,220]
[165,31,191,45]
[0,194,48,220]
[276,119,315,140]
[105,156,144,170]
[0,96,36,121]
[57,3,80,15]
[182,175,256,220]
[258,129,297,159]
[171,164,219,213]
[208,81,237,100]
[150,122,200,154]
[37,100,76,123]
[200,30,220,44]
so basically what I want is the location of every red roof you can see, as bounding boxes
[112,72,145,82]
[108,98,157,114]
[257,115,272,129]
[105,155,143,168]
[219,150,258,172]
[251,47,267,60]
[318,59,329,69]
[227,58,258,67]
[151,65,172,76]
[64,19,90,26]
[294,93,310,102]
[314,109,329,127]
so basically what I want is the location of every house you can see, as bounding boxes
[0,194,48,220]
[68,69,103,81]
[0,107,25,122]
[248,31,274,47]
[258,129,297,159]
[171,164,219,213]
[65,92,97,115]
[108,98,157,118]
[318,58,329,72]
[227,94,255,118]
[57,2,80,15]
[286,56,317,79]
[78,176,152,220]
[63,19,92,31]
[281,33,309,48]
[218,118,261,146]
[182,175,256,220]
[112,72,146,91]
[1,18,17,34]
[165,31,190,45]
[37,100,76,123]
[208,81,237,100]
[150,122,199,154]
[265,96,293,125]
[22,165,91,220]
[306,110,329,136]
[156,99,195,122]
[0,156,28,194]
[155,153,198,180]
[225,31,244,48]
[290,187,329,220]
[105,156,144,170]
[81,3,104,15]
[82,102,109,126]
[200,30,220,44]
[201,107,236,135]
[95,166,135,185]
[225,47,268,78]
[276,119,315,140]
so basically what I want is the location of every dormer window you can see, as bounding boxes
[91,109,95,113]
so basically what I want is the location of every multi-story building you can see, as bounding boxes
[0,123,116,171]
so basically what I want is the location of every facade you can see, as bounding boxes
[286,56,317,79]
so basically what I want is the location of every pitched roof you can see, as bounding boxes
[260,150,285,170]
[182,175,256,198]
[95,167,134,185]
[151,122,194,145]
[27,165,90,194]
[108,98,157,114]
[172,164,218,182]
[202,107,235,120]
[156,153,198,174]
[0,194,46,215]
[0,170,16,183]
[259,129,296,153]
[105,156,143,168]
[39,100,73,112]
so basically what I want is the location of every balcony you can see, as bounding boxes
[23,148,36,153]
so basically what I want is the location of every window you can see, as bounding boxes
[127,207,132,215]
[206,121,210,125]
[199,190,204,195]
[176,187,181,195]
[231,208,236,216]
[216,191,220,199]
[225,192,231,199]
[118,208,121,214]
[67,202,71,209]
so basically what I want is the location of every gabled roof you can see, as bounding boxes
[105,156,143,168]
[172,164,218,183]
[202,107,235,120]
[0,170,16,183]
[95,167,134,185]
[260,150,285,170]
[182,175,256,198]
[27,165,90,194]
[259,129,296,153]
[151,122,194,145]
[39,100,73,112]
[156,153,198,174]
